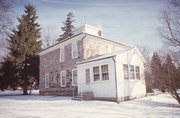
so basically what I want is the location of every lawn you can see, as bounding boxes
[0,91,179,118]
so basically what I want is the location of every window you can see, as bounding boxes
[60,47,64,62]
[86,69,90,84]
[45,74,49,88]
[135,66,140,79]
[61,71,66,87]
[93,66,100,81]
[101,64,109,80]
[123,64,129,79]
[130,65,135,79]
[72,42,77,59]
[72,69,77,86]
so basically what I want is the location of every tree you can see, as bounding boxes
[58,12,75,42]
[7,5,41,95]
[159,0,180,48]
[151,52,165,90]
[162,54,180,104]
[41,26,58,48]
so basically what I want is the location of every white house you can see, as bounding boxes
[77,47,146,102]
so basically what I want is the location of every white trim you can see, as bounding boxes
[45,73,49,88]
[60,47,64,62]
[72,42,78,59]
[72,69,77,86]
[61,71,66,87]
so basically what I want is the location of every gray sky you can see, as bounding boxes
[12,0,168,51]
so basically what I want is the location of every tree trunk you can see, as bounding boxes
[23,78,28,95]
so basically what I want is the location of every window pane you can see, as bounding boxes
[61,71,66,87]
[135,66,140,79]
[101,64,109,80]
[72,42,77,58]
[60,47,64,62]
[86,69,90,84]
[45,74,49,88]
[130,65,135,79]
[72,70,77,86]
[93,66,100,81]
[123,64,129,79]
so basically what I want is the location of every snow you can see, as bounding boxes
[0,91,179,118]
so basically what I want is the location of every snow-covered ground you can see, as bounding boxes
[0,91,179,118]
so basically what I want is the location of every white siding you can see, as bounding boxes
[115,48,146,100]
[77,58,116,98]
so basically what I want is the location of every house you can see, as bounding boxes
[38,24,146,102]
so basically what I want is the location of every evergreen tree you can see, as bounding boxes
[151,52,164,90]
[162,54,180,104]
[7,5,41,94]
[58,12,75,41]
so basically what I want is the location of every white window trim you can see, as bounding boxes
[72,42,78,59]
[101,64,109,81]
[85,68,90,84]
[60,47,64,62]
[45,73,49,88]
[72,69,77,86]
[61,71,66,87]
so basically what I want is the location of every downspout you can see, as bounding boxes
[112,56,119,103]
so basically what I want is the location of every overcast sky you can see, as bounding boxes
[12,0,168,51]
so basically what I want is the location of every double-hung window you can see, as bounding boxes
[45,74,49,88]
[60,47,64,62]
[135,66,140,79]
[72,69,77,86]
[123,64,129,79]
[86,69,90,84]
[93,66,100,81]
[101,64,109,80]
[130,65,135,79]
[72,42,77,59]
[61,71,66,87]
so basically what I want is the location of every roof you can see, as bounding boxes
[77,48,133,65]
[38,33,132,56]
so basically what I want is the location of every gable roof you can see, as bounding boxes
[77,47,146,65]
[38,32,131,56]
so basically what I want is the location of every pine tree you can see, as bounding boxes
[162,54,180,104]
[7,5,41,95]
[58,12,75,41]
[151,52,164,90]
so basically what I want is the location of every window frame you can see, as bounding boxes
[135,66,140,79]
[60,47,65,62]
[123,64,129,79]
[72,69,77,86]
[86,68,90,84]
[101,64,109,80]
[72,42,78,59]
[93,66,100,81]
[45,73,49,88]
[130,65,135,79]
[61,71,66,87]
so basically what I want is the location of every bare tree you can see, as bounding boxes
[41,26,59,49]
[0,0,13,60]
[159,0,180,48]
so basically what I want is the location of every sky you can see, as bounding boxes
[11,0,168,51]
